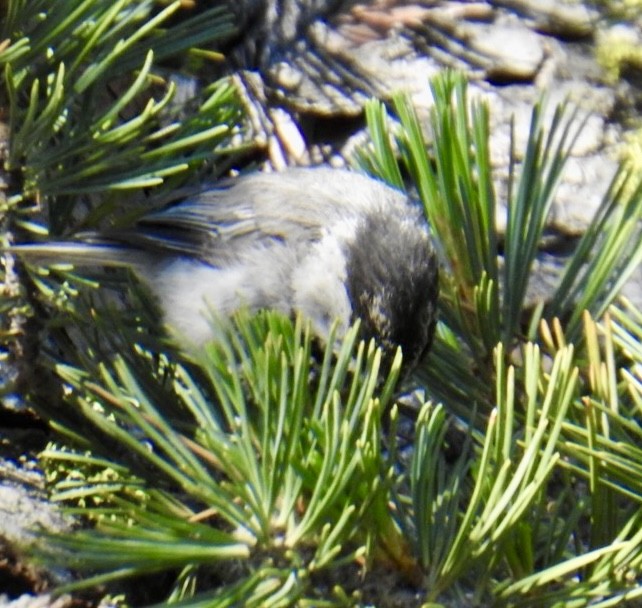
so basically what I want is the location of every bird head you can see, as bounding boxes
[344,208,439,370]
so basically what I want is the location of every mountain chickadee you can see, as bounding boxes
[13,167,439,367]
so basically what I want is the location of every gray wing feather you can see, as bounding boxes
[123,168,392,262]
[139,168,405,230]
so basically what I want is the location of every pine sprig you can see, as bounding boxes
[1,0,241,233]
[38,312,405,605]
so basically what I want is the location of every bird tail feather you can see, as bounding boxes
[6,242,139,268]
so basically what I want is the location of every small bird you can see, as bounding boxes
[13,167,439,367]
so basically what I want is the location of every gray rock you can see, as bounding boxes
[548,152,620,235]
[0,595,72,608]
[0,459,71,598]
[490,0,597,38]
[468,22,546,82]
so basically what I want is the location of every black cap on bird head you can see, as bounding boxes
[344,209,439,371]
